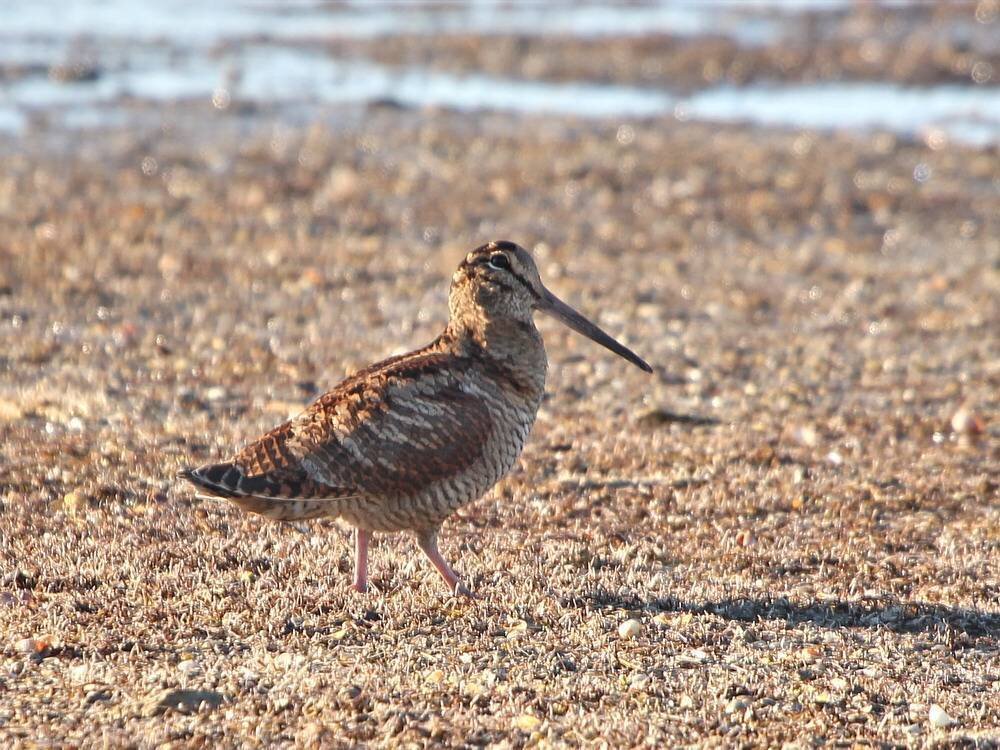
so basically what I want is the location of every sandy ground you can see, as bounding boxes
[0,67,998,748]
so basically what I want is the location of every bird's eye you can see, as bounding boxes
[488,254,510,271]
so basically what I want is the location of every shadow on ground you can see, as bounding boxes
[562,590,1000,637]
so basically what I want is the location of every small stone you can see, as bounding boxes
[297,722,332,746]
[928,704,957,728]
[339,685,364,709]
[506,620,529,639]
[618,619,643,639]
[951,405,984,436]
[15,638,47,655]
[725,697,748,715]
[0,399,23,422]
[830,677,850,691]
[63,491,87,513]
[799,646,822,663]
[143,688,225,716]
[425,669,445,684]
[299,267,325,289]
[462,680,487,698]
[205,386,227,402]
[794,425,819,447]
[679,694,695,709]
[513,714,542,732]
[629,672,651,691]
[85,689,112,705]
[177,659,201,675]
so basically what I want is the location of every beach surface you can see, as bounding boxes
[0,2,998,746]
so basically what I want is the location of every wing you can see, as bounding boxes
[227,350,494,501]
[286,353,494,498]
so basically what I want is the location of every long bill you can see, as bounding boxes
[539,289,653,373]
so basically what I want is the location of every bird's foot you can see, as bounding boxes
[349,581,368,594]
[452,580,477,599]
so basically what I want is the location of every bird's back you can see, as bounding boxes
[182,330,546,531]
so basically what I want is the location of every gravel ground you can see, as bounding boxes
[0,95,998,746]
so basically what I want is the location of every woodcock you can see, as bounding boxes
[180,241,651,596]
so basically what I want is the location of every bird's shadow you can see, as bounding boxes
[561,590,1000,638]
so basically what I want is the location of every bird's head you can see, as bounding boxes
[450,240,652,373]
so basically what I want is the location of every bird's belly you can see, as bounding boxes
[341,403,537,533]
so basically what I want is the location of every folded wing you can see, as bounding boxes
[184,351,495,508]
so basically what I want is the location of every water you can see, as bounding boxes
[0,1,780,44]
[1,1,998,146]
[682,83,1000,148]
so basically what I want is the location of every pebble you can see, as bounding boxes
[14,638,47,655]
[142,688,225,717]
[0,399,23,422]
[618,619,643,639]
[629,673,651,691]
[725,697,749,715]
[506,619,529,639]
[177,659,201,675]
[928,704,957,728]
[84,689,111,705]
[339,685,364,709]
[951,406,984,436]
[799,646,822,663]
[794,425,819,447]
[424,669,445,684]
[205,386,227,402]
[63,491,86,513]
[513,714,541,732]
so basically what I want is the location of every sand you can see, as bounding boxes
[0,23,998,747]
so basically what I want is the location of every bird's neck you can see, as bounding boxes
[442,313,547,400]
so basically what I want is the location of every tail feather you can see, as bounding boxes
[178,462,245,499]
[177,462,356,521]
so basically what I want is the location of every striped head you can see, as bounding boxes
[451,241,544,324]
[450,241,652,372]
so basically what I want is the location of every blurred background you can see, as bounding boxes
[2,0,998,143]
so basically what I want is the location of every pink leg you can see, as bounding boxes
[350,528,370,593]
[417,530,474,598]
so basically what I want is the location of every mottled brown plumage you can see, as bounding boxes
[179,241,651,596]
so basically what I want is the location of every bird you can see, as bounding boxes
[179,241,651,596]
